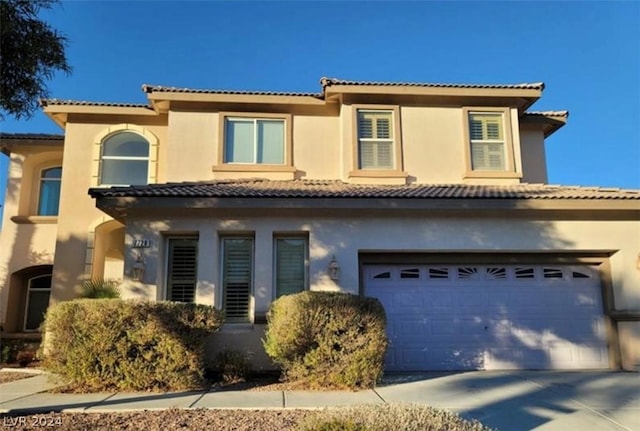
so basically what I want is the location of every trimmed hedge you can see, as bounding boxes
[42,299,223,392]
[263,291,387,389]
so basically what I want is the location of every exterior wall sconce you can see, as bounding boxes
[328,255,340,280]
[132,253,146,282]
[637,253,640,270]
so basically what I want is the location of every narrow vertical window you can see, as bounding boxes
[166,238,198,302]
[38,167,61,216]
[222,237,253,323]
[24,274,52,331]
[274,237,307,297]
[469,113,506,171]
[357,110,394,169]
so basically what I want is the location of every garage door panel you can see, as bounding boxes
[364,263,609,371]
[430,319,455,335]
[429,349,484,371]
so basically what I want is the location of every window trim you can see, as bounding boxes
[37,166,62,216]
[23,273,52,332]
[91,124,159,187]
[349,104,407,179]
[273,234,309,299]
[215,112,294,172]
[220,234,255,324]
[462,107,521,179]
[99,132,150,186]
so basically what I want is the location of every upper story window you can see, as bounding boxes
[469,113,506,171]
[349,106,406,183]
[224,117,285,164]
[357,110,395,170]
[463,108,520,179]
[100,132,149,185]
[38,167,61,216]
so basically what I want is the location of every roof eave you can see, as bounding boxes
[521,113,569,137]
[145,91,326,112]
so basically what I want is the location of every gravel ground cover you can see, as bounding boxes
[0,409,315,431]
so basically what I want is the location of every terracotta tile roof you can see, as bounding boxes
[0,132,64,141]
[40,99,151,108]
[142,84,323,98]
[89,179,640,200]
[320,77,545,91]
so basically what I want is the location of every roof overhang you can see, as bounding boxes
[40,101,157,128]
[0,133,64,155]
[521,111,569,137]
[143,90,326,114]
[92,194,640,224]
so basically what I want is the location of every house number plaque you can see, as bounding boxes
[133,239,151,248]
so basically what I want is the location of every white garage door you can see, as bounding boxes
[364,264,609,371]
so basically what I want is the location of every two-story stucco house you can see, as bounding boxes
[1,78,639,372]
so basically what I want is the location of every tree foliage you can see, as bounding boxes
[0,0,71,119]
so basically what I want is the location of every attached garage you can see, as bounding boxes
[363,262,610,371]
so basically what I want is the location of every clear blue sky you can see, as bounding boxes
[1,0,639,217]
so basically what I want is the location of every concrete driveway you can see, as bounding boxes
[377,371,640,430]
[1,370,637,430]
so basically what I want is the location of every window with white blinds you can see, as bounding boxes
[166,238,198,303]
[469,113,506,171]
[222,237,253,323]
[357,110,394,169]
[274,237,307,298]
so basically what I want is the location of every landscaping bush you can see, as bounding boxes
[41,299,223,392]
[213,348,251,384]
[297,404,493,431]
[79,278,121,298]
[263,291,387,390]
[0,339,39,365]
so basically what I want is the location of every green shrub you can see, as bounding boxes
[263,291,387,390]
[297,404,492,431]
[42,299,223,392]
[79,278,121,298]
[213,348,251,384]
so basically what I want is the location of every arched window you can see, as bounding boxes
[25,273,52,331]
[100,132,149,185]
[38,167,62,216]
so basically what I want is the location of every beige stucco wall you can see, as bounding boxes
[166,111,217,182]
[520,124,548,183]
[119,213,640,370]
[0,150,60,328]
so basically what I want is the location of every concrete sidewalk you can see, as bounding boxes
[0,371,638,431]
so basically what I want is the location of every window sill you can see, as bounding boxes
[11,216,58,224]
[349,170,408,185]
[212,164,296,173]
[463,171,522,179]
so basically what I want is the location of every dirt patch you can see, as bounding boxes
[0,371,36,384]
